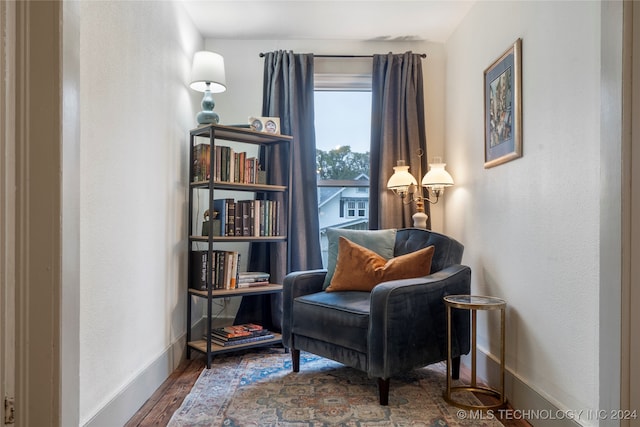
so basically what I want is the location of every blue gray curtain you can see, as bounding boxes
[369,52,428,230]
[236,50,322,330]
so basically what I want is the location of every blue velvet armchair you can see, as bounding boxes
[282,228,471,405]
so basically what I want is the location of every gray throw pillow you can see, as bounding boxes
[323,228,397,289]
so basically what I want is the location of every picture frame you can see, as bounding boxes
[484,38,522,168]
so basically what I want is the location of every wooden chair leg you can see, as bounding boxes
[377,378,389,405]
[291,349,300,372]
[452,356,461,380]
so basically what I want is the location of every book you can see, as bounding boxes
[209,323,265,339]
[209,333,275,347]
[238,272,270,281]
[207,324,274,347]
[234,201,243,237]
[213,198,235,236]
[189,250,208,290]
[226,251,239,289]
[192,143,210,182]
[237,281,270,288]
[240,200,251,236]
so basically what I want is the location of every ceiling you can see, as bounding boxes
[180,1,475,43]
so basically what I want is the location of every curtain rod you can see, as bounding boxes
[258,53,426,58]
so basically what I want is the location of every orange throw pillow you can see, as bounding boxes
[326,236,435,292]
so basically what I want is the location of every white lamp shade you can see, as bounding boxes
[387,162,417,192]
[422,163,454,187]
[190,51,226,93]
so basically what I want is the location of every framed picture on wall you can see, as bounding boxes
[484,38,523,168]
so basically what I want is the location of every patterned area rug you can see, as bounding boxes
[168,348,503,427]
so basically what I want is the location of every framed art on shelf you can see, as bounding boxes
[484,38,522,168]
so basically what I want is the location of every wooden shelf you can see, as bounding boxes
[188,333,283,355]
[189,235,286,243]
[188,284,283,298]
[190,180,287,192]
[190,124,293,144]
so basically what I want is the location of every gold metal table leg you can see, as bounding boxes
[443,295,507,410]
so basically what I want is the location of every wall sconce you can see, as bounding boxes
[387,154,454,229]
[190,51,226,125]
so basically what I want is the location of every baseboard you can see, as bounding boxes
[465,349,583,427]
[82,335,186,427]
[82,315,237,427]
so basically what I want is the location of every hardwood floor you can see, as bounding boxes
[126,354,530,427]
[124,354,206,427]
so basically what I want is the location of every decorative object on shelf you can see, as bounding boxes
[387,151,454,228]
[484,38,522,168]
[249,116,280,134]
[190,51,226,125]
[202,210,210,236]
[201,209,221,237]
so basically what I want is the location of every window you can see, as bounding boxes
[314,58,373,266]
[347,201,356,217]
[315,89,371,267]
[358,201,366,217]
[340,199,368,218]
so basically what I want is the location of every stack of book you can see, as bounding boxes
[237,272,270,288]
[207,323,274,347]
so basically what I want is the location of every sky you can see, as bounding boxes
[314,91,371,154]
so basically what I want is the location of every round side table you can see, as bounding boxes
[443,294,506,410]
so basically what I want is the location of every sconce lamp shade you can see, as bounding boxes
[422,162,454,189]
[189,51,226,93]
[387,160,417,195]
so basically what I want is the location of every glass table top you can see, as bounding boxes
[444,294,506,309]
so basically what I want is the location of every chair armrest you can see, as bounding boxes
[281,269,327,348]
[368,264,471,378]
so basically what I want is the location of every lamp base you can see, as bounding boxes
[196,110,220,125]
[196,87,220,125]
[412,211,428,229]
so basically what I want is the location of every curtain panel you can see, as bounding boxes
[238,50,323,330]
[369,52,429,230]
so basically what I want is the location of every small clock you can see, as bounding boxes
[265,119,278,134]
[250,118,263,132]
[249,116,280,134]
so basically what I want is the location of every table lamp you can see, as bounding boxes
[190,51,226,125]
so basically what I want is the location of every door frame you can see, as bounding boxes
[1,0,17,423]
[12,1,63,425]
[621,1,640,424]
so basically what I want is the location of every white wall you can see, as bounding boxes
[78,1,201,424]
[445,1,608,423]
[205,39,449,231]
